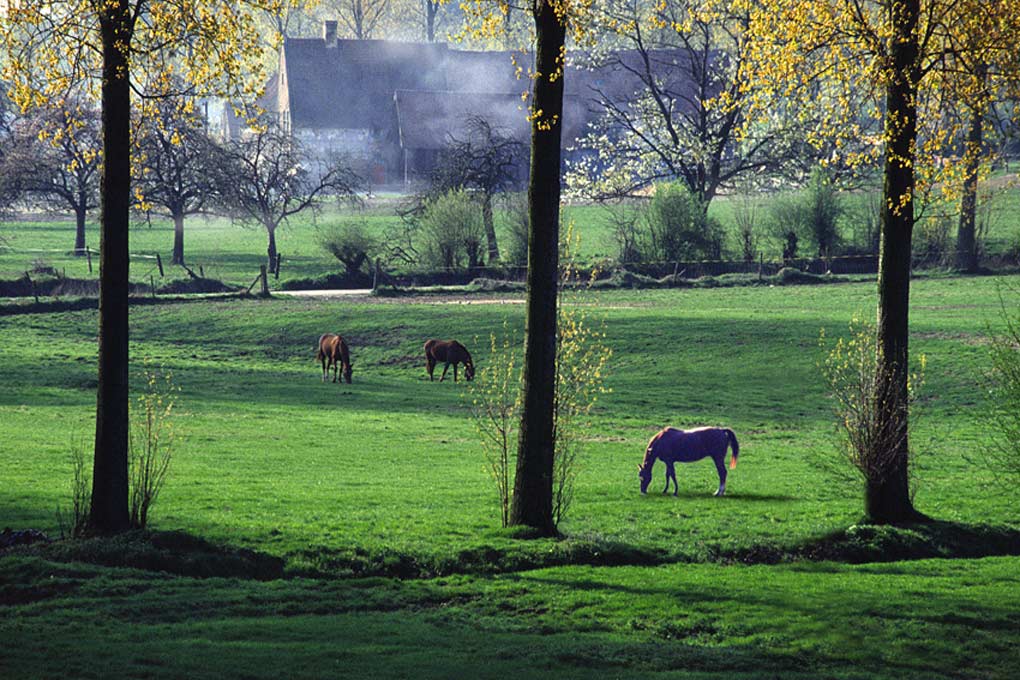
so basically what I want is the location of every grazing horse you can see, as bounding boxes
[638,426,739,497]
[424,339,475,382]
[317,333,353,384]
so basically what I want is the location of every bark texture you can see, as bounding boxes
[869,0,923,524]
[90,1,133,534]
[508,0,566,536]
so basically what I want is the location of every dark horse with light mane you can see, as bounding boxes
[424,339,475,382]
[638,427,739,496]
[317,333,353,384]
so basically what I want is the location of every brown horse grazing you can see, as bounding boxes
[317,333,353,384]
[424,339,475,382]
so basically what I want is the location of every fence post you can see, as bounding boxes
[372,258,381,292]
[156,253,164,277]
[275,254,282,280]
[150,274,156,299]
[259,264,269,297]
[86,248,93,274]
[758,252,763,281]
[199,265,204,278]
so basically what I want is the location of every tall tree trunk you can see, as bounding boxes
[483,192,500,263]
[74,202,87,255]
[90,1,133,535]
[956,64,987,274]
[508,0,565,536]
[172,211,185,265]
[869,0,922,525]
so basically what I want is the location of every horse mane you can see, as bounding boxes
[641,429,667,470]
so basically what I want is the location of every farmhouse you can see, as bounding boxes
[266,20,706,185]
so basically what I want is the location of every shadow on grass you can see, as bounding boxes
[3,530,284,586]
[4,520,1020,582]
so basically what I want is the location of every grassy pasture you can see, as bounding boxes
[2,276,1020,678]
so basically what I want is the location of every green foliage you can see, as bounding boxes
[317,220,379,276]
[501,191,530,266]
[643,183,723,262]
[420,189,487,270]
[769,169,844,259]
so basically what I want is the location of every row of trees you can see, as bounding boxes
[0,96,357,270]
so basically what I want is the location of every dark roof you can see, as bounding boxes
[394,90,589,150]
[282,38,450,130]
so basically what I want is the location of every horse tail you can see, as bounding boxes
[725,429,739,470]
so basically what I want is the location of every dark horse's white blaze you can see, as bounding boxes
[638,427,739,496]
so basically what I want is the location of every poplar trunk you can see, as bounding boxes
[508,0,565,536]
[869,0,922,525]
[90,2,133,535]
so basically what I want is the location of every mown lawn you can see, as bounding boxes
[2,276,1019,678]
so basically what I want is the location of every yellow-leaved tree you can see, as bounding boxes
[459,0,597,534]
[737,0,1020,523]
[1,0,293,534]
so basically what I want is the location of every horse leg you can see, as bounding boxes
[663,462,675,494]
[320,356,327,382]
[713,454,728,496]
[453,363,458,382]
[426,357,435,381]
[440,362,450,382]
[331,358,338,383]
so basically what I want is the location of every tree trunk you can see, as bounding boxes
[508,0,565,536]
[425,0,437,42]
[483,192,500,263]
[267,224,278,271]
[172,211,185,265]
[956,65,986,274]
[90,1,133,535]
[868,0,922,525]
[74,203,87,256]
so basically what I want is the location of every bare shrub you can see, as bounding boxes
[733,193,760,263]
[820,317,925,493]
[553,224,612,525]
[129,365,180,529]
[468,224,611,529]
[56,434,92,538]
[606,200,645,265]
[469,322,521,527]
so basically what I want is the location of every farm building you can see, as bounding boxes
[260,20,709,185]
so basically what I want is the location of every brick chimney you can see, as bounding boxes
[323,20,338,47]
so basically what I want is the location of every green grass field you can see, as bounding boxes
[2,274,1020,678]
